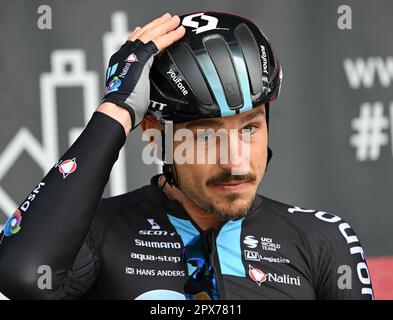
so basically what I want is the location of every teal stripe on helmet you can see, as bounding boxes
[195,53,236,117]
[196,47,253,117]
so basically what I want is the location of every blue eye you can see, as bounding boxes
[242,124,258,133]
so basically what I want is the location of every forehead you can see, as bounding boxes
[179,105,266,129]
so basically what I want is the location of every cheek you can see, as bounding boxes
[252,147,267,171]
[174,163,191,187]
[251,130,268,171]
[176,163,210,189]
[176,164,219,193]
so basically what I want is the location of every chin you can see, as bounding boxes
[220,191,254,205]
[209,196,255,221]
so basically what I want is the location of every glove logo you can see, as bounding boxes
[106,76,122,94]
[182,13,228,34]
[105,63,122,95]
[106,63,119,81]
[126,53,138,63]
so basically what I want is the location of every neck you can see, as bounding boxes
[158,175,223,231]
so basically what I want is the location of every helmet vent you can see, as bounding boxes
[168,42,214,106]
[203,35,243,109]
[235,23,263,97]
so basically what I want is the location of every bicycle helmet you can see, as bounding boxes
[149,11,283,186]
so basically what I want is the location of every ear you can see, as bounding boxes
[140,115,163,148]
[140,115,162,133]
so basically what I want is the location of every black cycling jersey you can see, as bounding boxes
[0,112,374,300]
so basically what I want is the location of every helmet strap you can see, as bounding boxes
[161,125,180,187]
[265,102,273,171]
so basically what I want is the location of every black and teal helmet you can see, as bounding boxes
[149,11,282,125]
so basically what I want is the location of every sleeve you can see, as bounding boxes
[307,219,374,300]
[0,111,126,299]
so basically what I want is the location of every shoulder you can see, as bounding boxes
[99,183,159,212]
[258,195,360,248]
[90,184,157,235]
[258,196,372,288]
[258,196,373,299]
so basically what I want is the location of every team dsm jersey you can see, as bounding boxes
[0,112,373,300]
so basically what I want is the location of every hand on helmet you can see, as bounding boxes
[102,13,185,130]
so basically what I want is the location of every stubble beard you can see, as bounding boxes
[181,186,256,222]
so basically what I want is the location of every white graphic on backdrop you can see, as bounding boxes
[0,12,134,230]
[344,57,393,161]
[350,102,391,161]
[343,57,393,89]
[0,50,98,224]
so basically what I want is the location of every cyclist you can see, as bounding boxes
[0,12,373,300]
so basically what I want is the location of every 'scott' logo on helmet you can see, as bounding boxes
[182,13,228,34]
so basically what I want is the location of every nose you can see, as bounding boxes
[217,129,251,175]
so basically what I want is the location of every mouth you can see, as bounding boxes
[211,180,251,193]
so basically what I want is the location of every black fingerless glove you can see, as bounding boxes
[102,39,158,130]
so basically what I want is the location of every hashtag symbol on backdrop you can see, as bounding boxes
[350,102,391,161]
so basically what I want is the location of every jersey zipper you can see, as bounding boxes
[208,229,227,300]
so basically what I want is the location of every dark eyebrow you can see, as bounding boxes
[184,108,265,129]
[239,108,265,123]
[184,119,223,129]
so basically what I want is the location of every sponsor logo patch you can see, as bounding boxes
[260,237,281,252]
[166,68,189,96]
[244,250,290,264]
[130,252,180,263]
[126,53,138,63]
[243,235,258,249]
[248,264,301,287]
[134,239,181,249]
[182,13,229,34]
[125,267,185,277]
[1,182,45,243]
[3,209,22,237]
[138,218,177,237]
[248,265,267,286]
[55,158,77,179]
[105,76,121,94]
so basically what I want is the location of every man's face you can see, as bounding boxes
[172,105,268,221]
